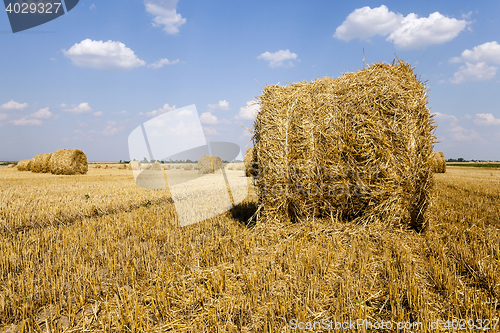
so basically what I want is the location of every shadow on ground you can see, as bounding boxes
[229,201,258,228]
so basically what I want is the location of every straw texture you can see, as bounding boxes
[16,160,32,171]
[31,153,52,173]
[431,151,446,173]
[253,60,436,231]
[49,149,88,175]
[244,148,258,177]
[198,155,224,174]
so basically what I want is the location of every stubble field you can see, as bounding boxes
[0,165,499,332]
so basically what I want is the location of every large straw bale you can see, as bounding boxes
[431,151,446,173]
[244,147,258,177]
[253,60,436,231]
[31,153,52,173]
[129,161,141,170]
[198,155,224,174]
[17,160,32,171]
[49,149,88,175]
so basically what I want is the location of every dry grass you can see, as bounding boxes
[0,166,498,331]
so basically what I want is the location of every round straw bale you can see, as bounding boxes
[118,164,127,169]
[431,151,446,173]
[16,160,32,171]
[163,164,171,170]
[198,155,224,174]
[7,164,15,168]
[183,164,193,171]
[94,164,102,169]
[49,149,88,175]
[152,161,162,171]
[31,153,52,173]
[244,147,258,177]
[142,163,152,170]
[129,161,141,170]
[254,60,435,231]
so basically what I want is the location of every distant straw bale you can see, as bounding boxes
[118,164,127,169]
[253,60,435,231]
[17,160,32,171]
[7,164,15,168]
[31,153,52,173]
[142,163,152,170]
[49,149,88,175]
[163,164,171,170]
[183,164,193,171]
[431,151,446,173]
[129,161,141,170]
[152,161,162,171]
[244,147,257,177]
[198,155,224,174]
[94,164,102,169]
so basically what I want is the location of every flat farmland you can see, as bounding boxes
[0,166,499,332]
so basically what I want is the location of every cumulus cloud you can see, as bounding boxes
[63,39,146,70]
[1,100,28,110]
[451,62,497,84]
[144,0,186,34]
[208,100,230,111]
[148,58,180,69]
[10,117,42,126]
[334,6,469,49]
[113,110,129,115]
[200,111,218,124]
[236,101,260,120]
[9,107,54,125]
[203,127,220,136]
[31,107,53,119]
[0,113,8,120]
[141,103,176,117]
[102,120,124,136]
[456,41,500,64]
[474,113,500,126]
[334,5,403,41]
[449,125,482,142]
[257,49,298,68]
[63,102,93,114]
[433,112,458,123]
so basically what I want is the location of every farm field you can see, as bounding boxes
[0,166,499,332]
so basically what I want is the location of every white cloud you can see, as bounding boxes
[31,107,53,119]
[63,102,93,114]
[474,113,500,126]
[63,39,146,70]
[200,111,218,124]
[236,101,260,120]
[144,0,186,35]
[208,100,230,111]
[203,126,220,136]
[334,5,403,41]
[93,111,103,117]
[148,58,180,69]
[90,3,95,10]
[257,49,298,68]
[449,125,482,141]
[433,112,458,123]
[0,100,28,110]
[102,120,123,136]
[458,41,500,64]
[0,113,8,120]
[113,110,129,115]
[10,117,42,126]
[451,62,497,84]
[141,103,176,117]
[334,6,469,49]
[387,12,468,49]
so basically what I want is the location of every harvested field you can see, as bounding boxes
[0,166,498,331]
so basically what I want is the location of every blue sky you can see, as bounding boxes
[1,0,499,161]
